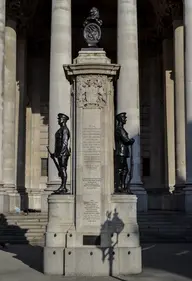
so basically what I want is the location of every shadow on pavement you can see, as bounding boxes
[142,243,192,280]
[0,213,44,273]
[2,244,43,273]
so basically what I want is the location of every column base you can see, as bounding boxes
[130,184,148,212]
[27,189,42,211]
[183,185,192,213]
[172,188,185,211]
[5,189,20,212]
[0,189,9,213]
[147,188,175,210]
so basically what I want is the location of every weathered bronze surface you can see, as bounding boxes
[83,7,103,48]
[47,113,71,194]
[114,112,135,194]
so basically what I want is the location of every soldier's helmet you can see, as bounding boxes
[116,112,126,122]
[57,113,69,121]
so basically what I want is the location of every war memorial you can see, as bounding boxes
[0,0,192,277]
[43,8,141,276]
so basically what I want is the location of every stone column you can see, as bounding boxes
[42,0,72,211]
[29,58,41,210]
[25,104,32,207]
[162,39,175,192]
[16,39,27,195]
[148,56,164,209]
[3,19,19,211]
[173,21,186,189]
[150,57,162,189]
[117,0,147,211]
[0,0,8,212]
[47,0,71,190]
[184,0,192,212]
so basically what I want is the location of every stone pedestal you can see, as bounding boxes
[44,50,141,276]
[44,194,74,275]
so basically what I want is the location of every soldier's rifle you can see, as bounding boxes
[46,146,61,178]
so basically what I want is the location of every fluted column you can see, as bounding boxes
[29,58,41,210]
[117,0,147,211]
[42,0,71,211]
[162,39,175,192]
[3,19,20,210]
[0,0,8,212]
[16,38,27,192]
[184,0,192,212]
[173,21,186,188]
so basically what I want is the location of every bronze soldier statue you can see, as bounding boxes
[47,113,71,194]
[115,112,135,194]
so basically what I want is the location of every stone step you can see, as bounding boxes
[4,216,47,220]
[1,211,192,244]
[5,219,47,222]
[5,222,47,226]
[0,228,45,232]
[0,238,45,246]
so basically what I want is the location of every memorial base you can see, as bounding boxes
[44,194,142,276]
[44,246,141,276]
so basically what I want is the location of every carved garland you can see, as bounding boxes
[76,75,109,109]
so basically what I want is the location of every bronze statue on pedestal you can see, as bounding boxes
[47,113,71,194]
[115,112,135,194]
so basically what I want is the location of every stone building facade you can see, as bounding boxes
[0,0,190,213]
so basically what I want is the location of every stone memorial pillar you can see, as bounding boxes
[44,7,141,276]
[117,0,147,211]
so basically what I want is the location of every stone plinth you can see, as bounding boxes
[44,50,141,276]
[44,194,74,275]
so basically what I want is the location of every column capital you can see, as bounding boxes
[173,19,183,29]
[6,0,38,36]
[169,1,183,21]
[145,0,183,41]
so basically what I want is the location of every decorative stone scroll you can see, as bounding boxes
[76,75,108,109]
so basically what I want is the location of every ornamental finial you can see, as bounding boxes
[83,7,103,48]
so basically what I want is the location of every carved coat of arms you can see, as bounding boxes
[76,75,108,109]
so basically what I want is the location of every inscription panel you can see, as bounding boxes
[83,178,101,190]
[81,109,102,226]
[83,128,101,168]
[82,109,102,190]
[83,198,100,225]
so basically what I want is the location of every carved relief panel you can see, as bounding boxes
[76,75,109,109]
